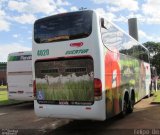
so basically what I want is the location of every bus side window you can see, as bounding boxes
[138,46,149,62]
[100,18,123,51]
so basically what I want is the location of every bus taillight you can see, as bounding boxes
[33,80,36,98]
[94,78,102,100]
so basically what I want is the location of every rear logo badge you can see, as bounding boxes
[70,42,83,47]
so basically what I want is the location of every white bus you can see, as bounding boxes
[33,10,151,120]
[7,51,33,101]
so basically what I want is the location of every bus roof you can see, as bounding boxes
[34,10,93,23]
[34,9,148,53]
[8,51,32,56]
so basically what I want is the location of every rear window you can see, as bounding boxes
[35,57,94,105]
[8,55,32,61]
[34,10,93,43]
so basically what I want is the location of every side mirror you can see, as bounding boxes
[101,18,106,29]
[101,18,110,29]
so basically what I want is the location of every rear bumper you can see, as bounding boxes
[8,93,34,101]
[34,100,106,121]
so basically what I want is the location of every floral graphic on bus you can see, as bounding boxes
[105,49,121,116]
[105,47,149,117]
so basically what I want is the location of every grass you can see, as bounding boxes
[152,90,160,103]
[157,80,160,89]
[36,80,94,101]
[157,79,160,85]
[0,90,10,105]
[0,99,22,106]
[0,91,8,101]
[0,90,22,106]
[0,85,7,89]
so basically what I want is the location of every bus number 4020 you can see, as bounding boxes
[37,49,49,56]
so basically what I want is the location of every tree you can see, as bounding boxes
[143,41,160,75]
[143,41,160,55]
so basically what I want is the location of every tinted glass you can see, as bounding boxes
[101,18,149,63]
[8,55,32,61]
[34,11,93,43]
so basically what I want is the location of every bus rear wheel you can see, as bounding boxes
[120,99,127,118]
[127,99,134,113]
[127,92,135,113]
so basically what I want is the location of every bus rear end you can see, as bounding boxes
[7,52,33,101]
[33,10,106,120]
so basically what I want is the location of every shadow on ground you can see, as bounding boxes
[44,118,132,135]
[43,104,160,135]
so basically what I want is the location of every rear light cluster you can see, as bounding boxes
[33,80,36,98]
[94,78,102,101]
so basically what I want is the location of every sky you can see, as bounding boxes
[0,0,160,62]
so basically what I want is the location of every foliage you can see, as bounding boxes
[143,41,160,75]
[152,91,160,103]
[143,42,160,55]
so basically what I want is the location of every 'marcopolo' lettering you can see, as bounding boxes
[65,49,89,55]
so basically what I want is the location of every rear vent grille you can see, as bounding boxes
[65,67,86,73]
[41,69,59,74]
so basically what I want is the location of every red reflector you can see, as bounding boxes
[39,106,43,108]
[18,91,24,93]
[33,80,36,97]
[85,107,91,110]
[70,42,83,47]
[94,78,102,97]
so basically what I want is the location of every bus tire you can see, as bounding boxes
[127,99,134,113]
[148,91,151,98]
[127,91,135,113]
[120,93,128,118]
[120,100,127,118]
